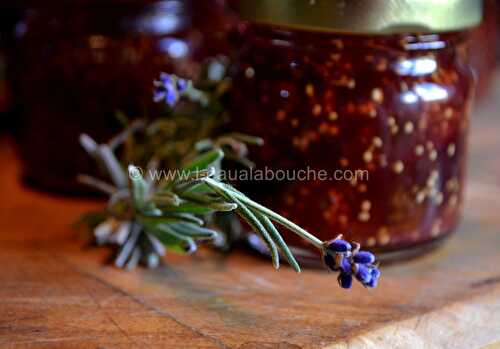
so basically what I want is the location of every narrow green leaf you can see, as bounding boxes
[174,181,212,194]
[128,165,148,208]
[181,149,224,173]
[99,145,128,188]
[152,192,181,206]
[194,139,214,152]
[159,201,236,215]
[236,204,280,270]
[160,202,213,215]
[79,134,99,156]
[141,202,162,217]
[205,178,324,249]
[115,223,141,268]
[148,231,185,253]
[173,168,216,185]
[77,174,116,195]
[176,190,221,204]
[139,212,204,226]
[208,183,279,269]
[225,133,265,146]
[224,153,256,169]
[144,233,166,256]
[144,222,196,254]
[170,223,219,240]
[126,246,142,270]
[254,211,301,273]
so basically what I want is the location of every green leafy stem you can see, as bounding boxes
[125,147,326,273]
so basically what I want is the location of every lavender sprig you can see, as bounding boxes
[77,72,381,290]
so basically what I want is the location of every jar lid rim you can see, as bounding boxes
[234,0,483,34]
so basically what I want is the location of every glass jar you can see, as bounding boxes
[468,0,497,101]
[230,0,482,261]
[10,0,232,193]
[0,3,19,126]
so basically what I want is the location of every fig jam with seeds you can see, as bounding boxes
[230,21,477,259]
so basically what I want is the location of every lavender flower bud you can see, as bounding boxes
[153,73,183,107]
[165,85,179,107]
[324,253,347,272]
[153,86,166,101]
[323,253,336,271]
[338,273,353,289]
[328,239,352,253]
[366,268,381,288]
[159,72,173,85]
[340,257,352,274]
[371,268,381,280]
[353,251,376,264]
[177,78,188,92]
[354,264,372,284]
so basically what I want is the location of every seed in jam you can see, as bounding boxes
[404,122,414,134]
[371,88,384,103]
[447,144,456,157]
[415,145,425,156]
[393,161,405,174]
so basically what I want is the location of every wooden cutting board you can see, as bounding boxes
[1,76,500,348]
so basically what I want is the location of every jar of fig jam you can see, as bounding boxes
[0,3,19,125]
[231,0,482,261]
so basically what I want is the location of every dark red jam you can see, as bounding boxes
[230,23,474,258]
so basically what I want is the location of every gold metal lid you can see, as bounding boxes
[235,0,483,34]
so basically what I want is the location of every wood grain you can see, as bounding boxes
[1,75,500,348]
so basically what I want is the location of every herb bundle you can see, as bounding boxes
[78,60,380,289]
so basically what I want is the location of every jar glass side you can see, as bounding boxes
[230,24,475,260]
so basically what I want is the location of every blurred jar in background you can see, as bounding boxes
[230,0,481,261]
[10,0,232,193]
[0,50,10,122]
[468,0,498,101]
[0,3,20,127]
[498,0,500,60]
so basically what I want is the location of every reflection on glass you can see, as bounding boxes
[135,1,188,35]
[158,38,189,58]
[415,82,449,102]
[395,57,437,76]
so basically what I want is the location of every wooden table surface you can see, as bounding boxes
[2,81,500,348]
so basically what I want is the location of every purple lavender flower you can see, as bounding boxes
[340,256,351,273]
[354,264,372,284]
[165,85,179,107]
[324,235,381,289]
[153,73,188,107]
[323,253,336,271]
[338,272,353,289]
[327,239,352,253]
[176,78,188,92]
[159,72,172,84]
[353,251,375,264]
[367,268,381,288]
